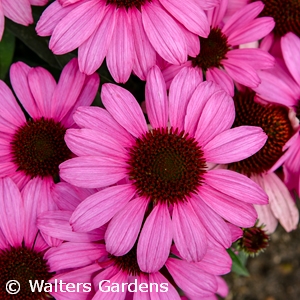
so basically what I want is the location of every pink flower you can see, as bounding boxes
[0,177,63,299]
[161,1,275,96]
[41,238,231,299]
[0,58,99,189]
[60,66,268,272]
[0,0,48,40]
[227,85,299,233]
[36,0,218,82]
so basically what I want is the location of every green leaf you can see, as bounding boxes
[227,248,250,276]
[0,29,15,79]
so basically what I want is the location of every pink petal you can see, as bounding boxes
[60,73,100,128]
[254,203,278,234]
[2,0,33,26]
[10,62,40,119]
[262,173,299,232]
[133,274,151,300]
[281,32,300,86]
[130,7,157,80]
[204,169,268,205]
[159,0,210,37]
[190,196,232,248]
[222,59,261,87]
[37,210,104,242]
[45,242,106,272]
[142,1,187,64]
[51,58,86,121]
[145,66,168,128]
[70,184,136,232]
[65,128,128,159]
[106,7,134,83]
[149,272,180,300]
[227,223,243,242]
[206,67,234,96]
[36,1,76,36]
[78,5,115,75]
[27,67,57,118]
[0,177,24,247]
[216,276,229,297]
[59,156,128,188]
[168,67,202,132]
[105,197,149,256]
[101,83,148,138]
[184,81,222,136]
[198,184,258,227]
[50,0,105,54]
[203,126,267,164]
[226,48,274,70]
[0,4,4,41]
[137,203,172,273]
[196,241,232,275]
[194,89,235,146]
[73,106,135,147]
[222,2,264,38]
[0,80,26,133]
[227,17,274,46]
[166,258,217,296]
[172,201,207,262]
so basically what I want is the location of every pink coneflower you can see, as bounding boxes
[0,177,59,299]
[60,66,268,272]
[0,58,99,189]
[161,0,275,96]
[227,88,299,233]
[0,0,48,40]
[42,235,231,299]
[36,0,218,82]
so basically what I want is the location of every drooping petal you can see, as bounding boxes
[70,184,136,232]
[281,32,300,86]
[142,1,187,64]
[172,201,207,262]
[145,66,168,128]
[49,0,105,54]
[198,185,258,227]
[159,0,210,37]
[101,83,148,138]
[204,169,268,205]
[0,177,24,247]
[190,196,232,248]
[137,203,172,273]
[166,258,217,297]
[105,197,149,256]
[78,5,115,75]
[106,7,134,83]
[2,0,33,26]
[262,173,299,232]
[203,126,267,164]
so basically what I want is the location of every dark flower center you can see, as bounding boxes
[237,224,270,256]
[11,117,72,179]
[110,245,142,276]
[0,246,52,299]
[127,127,206,205]
[106,0,151,9]
[229,90,293,176]
[253,0,300,37]
[190,27,230,72]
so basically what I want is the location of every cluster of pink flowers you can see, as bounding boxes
[0,0,299,299]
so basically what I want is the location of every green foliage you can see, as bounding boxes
[227,248,250,276]
[0,29,15,80]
